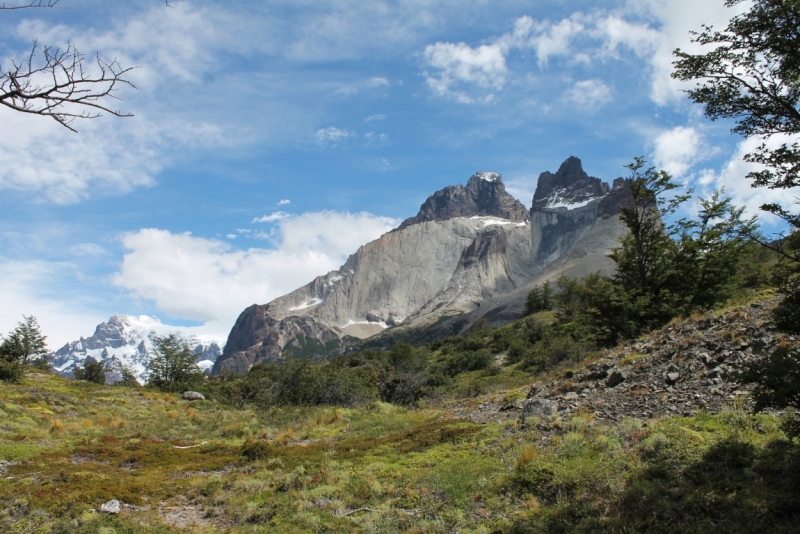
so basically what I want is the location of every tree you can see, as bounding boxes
[603,159,755,341]
[673,0,800,227]
[0,315,48,364]
[146,334,204,390]
[738,343,800,439]
[673,0,800,329]
[1,0,137,131]
[524,281,554,316]
[73,357,106,384]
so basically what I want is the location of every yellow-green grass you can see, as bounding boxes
[1,369,799,533]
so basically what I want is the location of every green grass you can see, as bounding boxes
[1,368,799,532]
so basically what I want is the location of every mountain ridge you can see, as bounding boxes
[213,156,631,375]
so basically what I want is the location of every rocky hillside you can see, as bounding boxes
[449,297,790,429]
[49,315,225,384]
[214,158,631,375]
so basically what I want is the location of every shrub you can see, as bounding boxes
[73,358,106,384]
[0,360,24,383]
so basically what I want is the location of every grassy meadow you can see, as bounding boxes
[1,366,799,533]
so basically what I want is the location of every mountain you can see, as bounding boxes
[213,157,632,375]
[49,315,226,384]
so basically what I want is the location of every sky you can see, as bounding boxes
[0,0,791,349]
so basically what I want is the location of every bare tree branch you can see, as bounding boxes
[0,1,60,9]
[0,40,137,132]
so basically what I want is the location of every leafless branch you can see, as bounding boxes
[0,1,60,9]
[0,40,137,132]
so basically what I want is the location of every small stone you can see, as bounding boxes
[100,499,120,514]
[606,367,630,388]
[182,391,205,401]
[564,392,579,400]
[666,372,680,384]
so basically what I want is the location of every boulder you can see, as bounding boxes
[519,398,558,424]
[100,499,120,514]
[182,391,205,401]
[606,367,630,388]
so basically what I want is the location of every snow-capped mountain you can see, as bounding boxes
[49,314,226,384]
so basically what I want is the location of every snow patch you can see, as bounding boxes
[290,297,323,311]
[468,216,514,226]
[475,171,500,182]
[545,194,601,210]
[342,319,389,329]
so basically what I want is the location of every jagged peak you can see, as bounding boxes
[471,171,502,183]
[532,156,610,212]
[397,171,529,230]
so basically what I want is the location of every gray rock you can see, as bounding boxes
[606,367,630,388]
[666,372,680,384]
[182,391,205,401]
[564,392,579,400]
[519,398,558,424]
[100,499,120,514]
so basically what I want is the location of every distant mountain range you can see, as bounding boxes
[49,315,225,384]
[214,156,633,375]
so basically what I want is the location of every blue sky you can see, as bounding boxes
[0,0,787,347]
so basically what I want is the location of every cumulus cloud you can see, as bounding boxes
[565,79,612,108]
[0,258,109,348]
[112,211,399,326]
[695,135,799,227]
[365,114,386,122]
[253,211,291,223]
[277,199,291,205]
[652,126,707,178]
[423,41,508,102]
[315,127,355,146]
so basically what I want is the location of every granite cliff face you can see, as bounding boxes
[213,157,630,375]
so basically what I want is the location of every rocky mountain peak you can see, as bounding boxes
[397,171,530,230]
[532,156,610,212]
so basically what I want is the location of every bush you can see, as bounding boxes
[147,334,205,392]
[73,358,106,384]
[0,360,24,383]
[738,343,800,439]
[524,282,554,316]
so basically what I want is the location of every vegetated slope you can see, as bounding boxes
[2,295,798,533]
[215,157,631,374]
[49,314,225,384]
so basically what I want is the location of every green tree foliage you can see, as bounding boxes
[524,281,554,316]
[0,315,48,382]
[673,0,800,223]
[234,357,377,408]
[0,315,48,364]
[146,334,204,391]
[73,358,106,384]
[117,364,141,387]
[738,343,800,439]
[673,0,800,329]
[602,158,756,342]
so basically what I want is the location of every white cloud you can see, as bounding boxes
[565,79,612,108]
[252,211,291,223]
[0,258,109,348]
[277,199,291,205]
[367,77,390,87]
[504,175,537,206]
[695,135,799,227]
[315,126,355,146]
[424,41,508,101]
[365,114,386,122]
[112,211,400,326]
[652,126,707,178]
